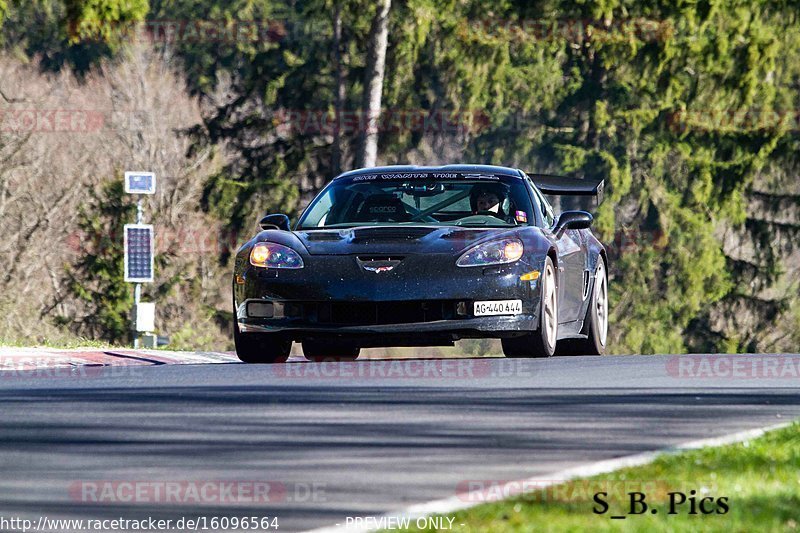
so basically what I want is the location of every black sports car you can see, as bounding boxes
[232,165,608,363]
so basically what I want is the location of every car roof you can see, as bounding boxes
[334,164,525,180]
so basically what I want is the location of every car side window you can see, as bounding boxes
[529,181,555,227]
[302,188,335,227]
[520,178,542,226]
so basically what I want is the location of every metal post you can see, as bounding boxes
[133,283,141,348]
[133,196,143,348]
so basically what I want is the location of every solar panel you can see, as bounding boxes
[124,171,156,194]
[124,224,154,282]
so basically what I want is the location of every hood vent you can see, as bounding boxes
[352,227,435,242]
[303,232,344,242]
[440,229,490,240]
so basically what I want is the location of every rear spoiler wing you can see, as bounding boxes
[527,174,605,205]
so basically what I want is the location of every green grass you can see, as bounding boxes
[402,423,800,532]
[0,336,114,349]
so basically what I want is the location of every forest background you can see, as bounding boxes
[1,0,798,355]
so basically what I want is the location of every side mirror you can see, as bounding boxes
[553,210,593,238]
[259,214,291,231]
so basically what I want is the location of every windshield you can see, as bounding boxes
[297,174,535,229]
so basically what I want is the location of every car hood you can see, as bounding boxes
[293,226,517,255]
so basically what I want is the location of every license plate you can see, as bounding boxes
[473,299,523,316]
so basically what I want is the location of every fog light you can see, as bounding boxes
[247,301,274,318]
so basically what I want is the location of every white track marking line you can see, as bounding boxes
[305,421,792,533]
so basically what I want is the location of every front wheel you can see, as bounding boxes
[502,256,558,358]
[234,321,291,363]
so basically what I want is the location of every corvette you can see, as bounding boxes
[232,165,608,363]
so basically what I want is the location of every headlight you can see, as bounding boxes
[456,238,524,267]
[250,242,304,269]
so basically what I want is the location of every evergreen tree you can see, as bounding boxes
[10,0,797,353]
[61,179,137,343]
[1,0,148,72]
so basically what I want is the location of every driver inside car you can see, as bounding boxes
[470,185,506,217]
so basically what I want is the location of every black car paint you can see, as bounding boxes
[233,165,606,347]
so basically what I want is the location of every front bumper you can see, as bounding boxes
[234,253,543,343]
[239,311,537,338]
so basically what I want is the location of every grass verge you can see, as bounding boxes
[0,337,114,349]
[402,422,800,532]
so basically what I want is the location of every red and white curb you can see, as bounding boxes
[0,347,238,372]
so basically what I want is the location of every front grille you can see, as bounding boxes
[291,300,458,325]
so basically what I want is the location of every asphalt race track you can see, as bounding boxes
[1,350,799,532]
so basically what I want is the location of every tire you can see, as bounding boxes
[302,339,361,362]
[234,320,291,363]
[502,256,558,358]
[557,257,608,356]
